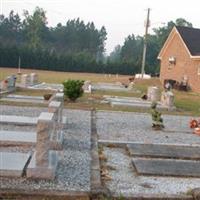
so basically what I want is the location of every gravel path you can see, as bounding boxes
[104,147,200,196]
[97,111,200,145]
[0,106,91,192]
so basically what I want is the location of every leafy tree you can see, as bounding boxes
[0,8,194,76]
[23,7,49,50]
[153,18,193,48]
[0,11,22,46]
[109,45,121,62]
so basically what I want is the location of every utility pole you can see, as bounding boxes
[141,8,150,78]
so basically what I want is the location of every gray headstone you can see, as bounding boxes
[133,157,200,177]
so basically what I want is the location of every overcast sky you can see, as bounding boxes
[1,0,200,54]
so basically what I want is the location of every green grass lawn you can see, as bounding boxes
[1,67,200,116]
[0,67,130,84]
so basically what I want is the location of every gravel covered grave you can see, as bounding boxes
[0,106,91,192]
[97,110,200,196]
[97,111,200,145]
[103,147,200,197]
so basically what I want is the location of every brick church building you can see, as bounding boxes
[158,26,200,92]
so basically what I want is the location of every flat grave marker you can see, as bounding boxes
[133,157,200,177]
[0,130,36,146]
[128,143,200,159]
[0,152,31,177]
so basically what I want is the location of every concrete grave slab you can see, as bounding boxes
[27,150,59,180]
[110,101,169,110]
[1,94,46,104]
[55,92,64,101]
[49,101,61,108]
[92,83,132,92]
[6,94,44,100]
[132,157,200,177]
[0,115,37,125]
[0,97,45,104]
[38,112,54,121]
[104,96,151,104]
[0,130,36,146]
[27,83,63,91]
[128,143,200,159]
[0,152,31,177]
[0,115,66,126]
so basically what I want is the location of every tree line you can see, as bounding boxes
[0,7,193,75]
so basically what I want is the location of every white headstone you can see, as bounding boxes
[147,86,160,102]
[161,91,174,108]
[21,74,31,87]
[30,73,38,85]
[83,80,92,93]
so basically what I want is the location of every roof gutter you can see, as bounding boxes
[191,56,200,60]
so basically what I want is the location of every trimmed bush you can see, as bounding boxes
[63,79,84,102]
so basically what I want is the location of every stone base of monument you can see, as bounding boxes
[0,152,31,177]
[27,150,59,180]
[132,157,200,177]
[50,130,64,150]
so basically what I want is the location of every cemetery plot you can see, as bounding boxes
[97,110,200,197]
[102,87,176,110]
[0,107,91,196]
[102,147,200,197]
[103,95,169,110]
[132,157,200,177]
[0,93,66,126]
[0,93,65,180]
[0,112,61,179]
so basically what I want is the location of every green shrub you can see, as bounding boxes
[63,79,84,101]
